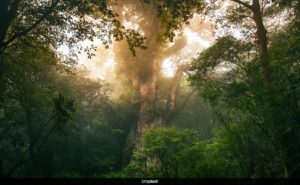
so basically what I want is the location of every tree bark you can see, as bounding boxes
[137,72,159,145]
[252,0,272,85]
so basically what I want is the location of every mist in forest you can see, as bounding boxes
[0,0,299,179]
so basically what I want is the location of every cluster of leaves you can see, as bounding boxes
[153,0,206,42]
[0,0,147,57]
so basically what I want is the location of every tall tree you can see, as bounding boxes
[230,0,271,84]
[113,0,204,147]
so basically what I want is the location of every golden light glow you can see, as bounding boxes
[183,28,210,48]
[162,58,177,78]
[161,26,211,78]
[57,16,214,80]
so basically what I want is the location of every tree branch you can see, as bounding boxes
[231,0,253,10]
[2,0,60,51]
[162,37,187,59]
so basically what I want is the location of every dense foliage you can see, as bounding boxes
[0,0,299,179]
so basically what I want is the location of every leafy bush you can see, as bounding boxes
[121,127,242,178]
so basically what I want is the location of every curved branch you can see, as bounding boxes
[162,37,187,59]
[231,0,253,10]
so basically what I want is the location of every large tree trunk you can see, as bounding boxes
[113,0,163,148]
[113,0,188,149]
[137,72,157,145]
[252,0,272,85]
